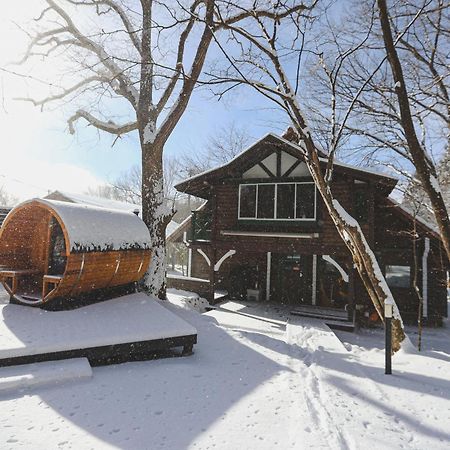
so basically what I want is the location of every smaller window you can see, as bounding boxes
[277,184,295,219]
[385,265,410,288]
[354,189,369,223]
[257,184,275,219]
[239,185,257,218]
[296,184,315,219]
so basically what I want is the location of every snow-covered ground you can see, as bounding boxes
[0,286,449,449]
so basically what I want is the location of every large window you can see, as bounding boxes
[238,182,316,220]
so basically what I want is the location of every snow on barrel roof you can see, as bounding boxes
[33,198,151,253]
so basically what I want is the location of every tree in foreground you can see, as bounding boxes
[207,1,409,350]
[315,0,450,257]
[19,0,307,298]
[375,0,450,260]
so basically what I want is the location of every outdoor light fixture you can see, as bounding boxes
[384,298,393,375]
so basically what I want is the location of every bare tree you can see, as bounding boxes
[313,0,450,258]
[180,122,252,176]
[111,156,180,205]
[0,185,18,207]
[17,0,304,298]
[206,1,410,349]
[376,0,450,260]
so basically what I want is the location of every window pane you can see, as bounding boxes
[239,185,256,218]
[257,184,275,219]
[386,265,410,288]
[354,189,369,223]
[296,184,315,219]
[277,184,295,219]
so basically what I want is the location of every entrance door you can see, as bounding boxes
[276,254,313,305]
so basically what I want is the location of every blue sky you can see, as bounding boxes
[0,1,290,202]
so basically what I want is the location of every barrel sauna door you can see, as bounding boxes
[48,218,67,275]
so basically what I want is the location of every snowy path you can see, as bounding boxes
[0,288,449,449]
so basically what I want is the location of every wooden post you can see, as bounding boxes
[348,264,355,323]
[209,247,216,304]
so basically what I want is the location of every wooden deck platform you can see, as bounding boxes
[0,293,197,367]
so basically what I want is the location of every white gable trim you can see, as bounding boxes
[322,255,349,283]
[214,250,236,272]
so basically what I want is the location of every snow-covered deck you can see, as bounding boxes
[0,292,197,367]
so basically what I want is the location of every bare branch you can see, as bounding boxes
[68,109,137,135]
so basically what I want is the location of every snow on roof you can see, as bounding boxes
[387,197,439,235]
[166,220,180,237]
[47,190,141,214]
[32,198,151,252]
[166,202,207,240]
[47,190,178,238]
[176,132,398,187]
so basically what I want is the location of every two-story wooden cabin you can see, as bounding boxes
[174,133,448,325]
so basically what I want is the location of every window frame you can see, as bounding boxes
[238,181,317,221]
[385,264,411,289]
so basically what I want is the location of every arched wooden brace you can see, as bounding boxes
[0,199,151,306]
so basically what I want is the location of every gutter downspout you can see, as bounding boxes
[422,237,430,318]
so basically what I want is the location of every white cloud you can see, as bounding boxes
[0,159,104,202]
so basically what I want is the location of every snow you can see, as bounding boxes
[46,190,141,214]
[166,288,210,313]
[26,198,151,252]
[47,190,178,238]
[388,197,440,235]
[0,358,92,395]
[143,121,156,144]
[430,175,442,194]
[0,292,196,359]
[0,285,449,449]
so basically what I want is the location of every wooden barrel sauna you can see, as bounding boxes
[0,199,151,306]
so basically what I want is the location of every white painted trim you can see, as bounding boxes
[422,237,430,318]
[214,250,236,272]
[312,255,317,305]
[221,230,319,239]
[197,248,211,267]
[266,252,271,301]
[188,248,192,278]
[322,255,349,283]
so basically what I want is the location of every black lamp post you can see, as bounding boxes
[385,298,393,375]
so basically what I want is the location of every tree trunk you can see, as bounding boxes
[141,140,171,299]
[291,121,406,351]
[377,0,450,262]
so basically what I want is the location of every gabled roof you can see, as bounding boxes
[167,202,207,242]
[384,197,440,240]
[175,133,398,198]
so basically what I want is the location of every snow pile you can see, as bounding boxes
[0,358,92,395]
[166,288,210,313]
[32,198,150,252]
